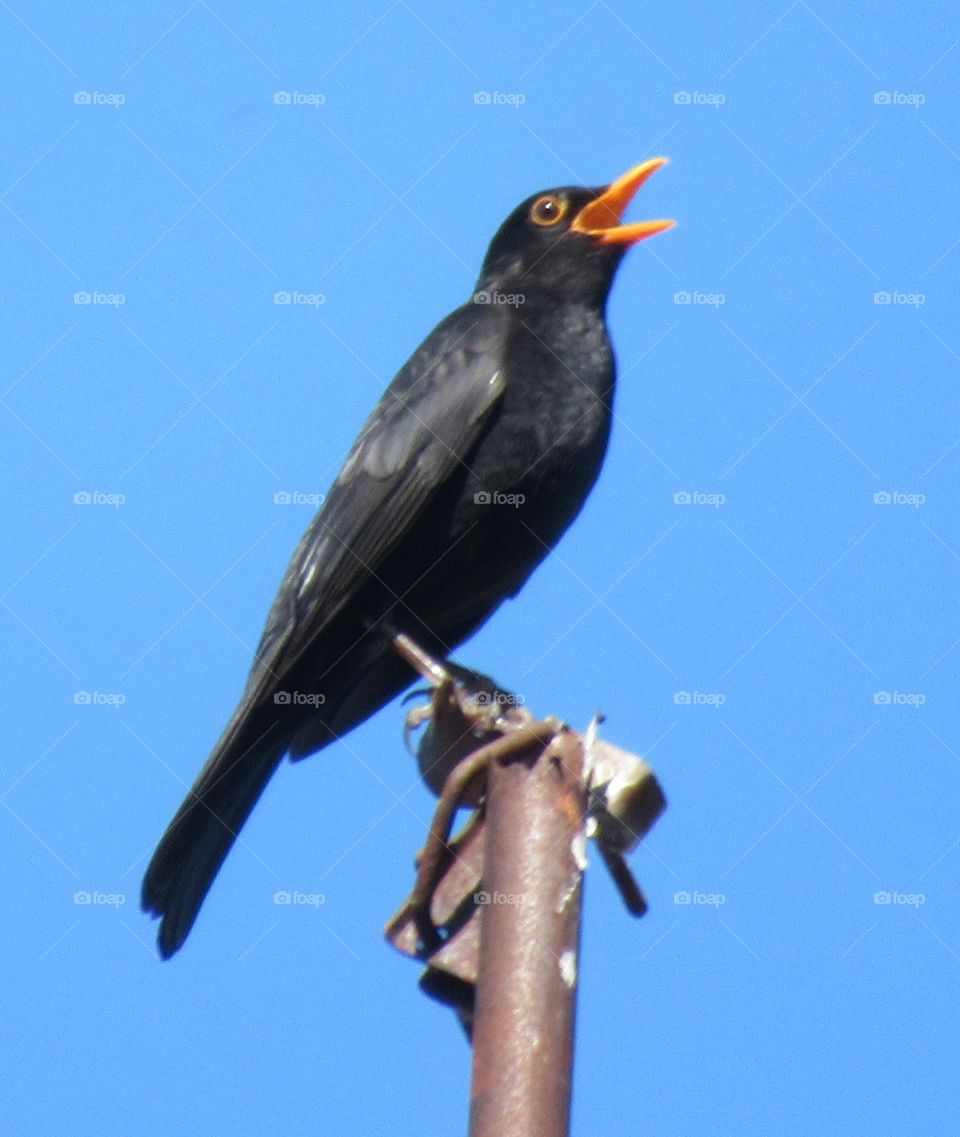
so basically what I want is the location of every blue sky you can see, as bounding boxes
[2,2,958,1134]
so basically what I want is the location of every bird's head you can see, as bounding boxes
[476,158,675,307]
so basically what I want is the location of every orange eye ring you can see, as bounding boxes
[529,194,568,227]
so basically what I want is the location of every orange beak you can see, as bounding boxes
[571,157,676,246]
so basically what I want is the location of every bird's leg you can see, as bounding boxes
[387,626,453,688]
[370,615,543,739]
[363,614,451,685]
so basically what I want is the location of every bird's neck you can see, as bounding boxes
[522,293,612,365]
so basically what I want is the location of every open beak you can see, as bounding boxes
[571,157,676,246]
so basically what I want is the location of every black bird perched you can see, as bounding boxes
[143,159,675,957]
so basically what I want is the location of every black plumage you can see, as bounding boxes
[142,159,674,957]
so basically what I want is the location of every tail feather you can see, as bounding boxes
[142,636,424,957]
[142,712,288,959]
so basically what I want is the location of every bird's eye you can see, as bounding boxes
[529,195,568,227]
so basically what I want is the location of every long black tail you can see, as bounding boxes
[142,707,289,959]
[142,631,425,957]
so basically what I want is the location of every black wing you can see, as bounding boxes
[242,301,508,702]
[142,302,507,956]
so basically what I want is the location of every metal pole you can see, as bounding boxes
[469,731,587,1137]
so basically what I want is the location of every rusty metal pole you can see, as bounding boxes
[469,731,587,1137]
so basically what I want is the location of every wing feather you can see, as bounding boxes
[241,304,507,703]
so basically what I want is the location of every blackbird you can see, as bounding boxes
[143,158,675,957]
